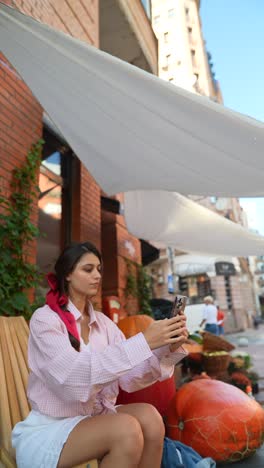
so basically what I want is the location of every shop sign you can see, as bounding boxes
[168,274,174,294]
[215,261,236,276]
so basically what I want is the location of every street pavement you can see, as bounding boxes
[218,324,264,467]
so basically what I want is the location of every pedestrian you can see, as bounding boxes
[199,295,219,335]
[217,305,225,335]
[12,241,188,468]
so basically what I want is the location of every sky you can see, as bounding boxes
[200,0,264,235]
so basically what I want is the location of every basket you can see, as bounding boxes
[202,331,235,352]
[202,353,231,377]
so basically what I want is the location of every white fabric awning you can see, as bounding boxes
[174,255,218,276]
[0,3,264,197]
[124,191,264,256]
[173,254,241,276]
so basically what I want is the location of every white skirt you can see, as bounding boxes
[12,410,88,468]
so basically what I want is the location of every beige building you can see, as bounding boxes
[148,0,256,331]
[151,0,222,100]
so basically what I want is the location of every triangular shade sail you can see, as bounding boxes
[124,191,264,256]
[1,3,264,197]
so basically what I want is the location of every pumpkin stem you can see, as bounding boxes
[178,420,185,431]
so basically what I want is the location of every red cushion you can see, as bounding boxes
[116,376,176,416]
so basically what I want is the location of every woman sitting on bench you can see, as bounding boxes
[12,241,187,468]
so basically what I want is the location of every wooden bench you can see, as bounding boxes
[0,316,97,468]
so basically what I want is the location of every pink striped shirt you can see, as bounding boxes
[27,301,186,417]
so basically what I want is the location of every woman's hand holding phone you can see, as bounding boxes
[143,314,187,351]
[169,309,188,352]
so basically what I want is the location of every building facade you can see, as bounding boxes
[148,0,256,331]
[151,0,221,100]
[0,0,158,314]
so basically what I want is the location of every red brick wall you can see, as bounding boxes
[0,54,42,192]
[79,167,101,248]
[116,220,142,314]
[0,1,100,291]
[101,193,142,316]
[7,0,99,47]
[1,1,142,313]
[0,52,43,263]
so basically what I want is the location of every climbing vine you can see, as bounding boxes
[0,140,44,318]
[124,258,152,316]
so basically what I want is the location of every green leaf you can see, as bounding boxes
[0,139,43,318]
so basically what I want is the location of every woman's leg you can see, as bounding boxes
[117,403,165,468]
[57,412,144,468]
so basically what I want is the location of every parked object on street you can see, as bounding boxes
[166,379,264,463]
[238,336,249,347]
[150,298,174,320]
[253,315,263,329]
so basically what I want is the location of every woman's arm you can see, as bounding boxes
[117,329,187,392]
[29,312,153,403]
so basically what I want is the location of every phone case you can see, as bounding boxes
[170,295,187,317]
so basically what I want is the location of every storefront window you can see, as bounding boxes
[36,128,73,278]
[179,274,211,304]
[37,154,63,274]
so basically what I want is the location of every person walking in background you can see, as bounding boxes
[217,305,225,335]
[199,296,218,335]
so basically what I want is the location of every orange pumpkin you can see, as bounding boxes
[183,343,203,363]
[183,343,203,354]
[117,314,154,338]
[166,379,264,463]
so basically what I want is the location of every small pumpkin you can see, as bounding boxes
[166,379,264,463]
[117,314,154,338]
[183,342,203,363]
[183,343,203,354]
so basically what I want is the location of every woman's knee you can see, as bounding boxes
[116,414,144,457]
[137,404,165,442]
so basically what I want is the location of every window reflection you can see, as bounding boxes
[42,150,61,176]
[37,153,63,274]
[36,128,73,291]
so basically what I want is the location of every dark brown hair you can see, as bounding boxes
[54,241,102,350]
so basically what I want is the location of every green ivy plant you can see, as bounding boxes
[0,140,44,319]
[124,258,153,316]
[137,265,152,316]
[124,258,138,298]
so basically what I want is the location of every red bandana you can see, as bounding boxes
[46,273,80,342]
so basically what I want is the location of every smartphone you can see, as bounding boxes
[170,295,187,318]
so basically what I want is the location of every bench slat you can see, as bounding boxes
[0,316,97,467]
[3,321,30,423]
